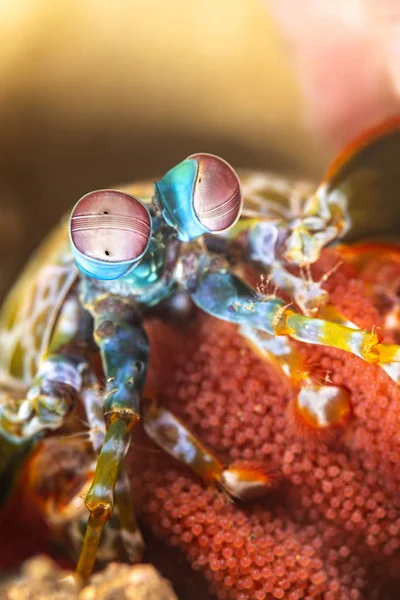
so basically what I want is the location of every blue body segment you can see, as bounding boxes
[155,158,209,241]
[130,238,165,286]
[117,245,177,308]
[187,258,286,335]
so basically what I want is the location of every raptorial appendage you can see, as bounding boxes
[240,324,352,437]
[76,295,149,581]
[142,396,276,501]
[179,250,400,385]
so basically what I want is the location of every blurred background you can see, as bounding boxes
[0,0,399,298]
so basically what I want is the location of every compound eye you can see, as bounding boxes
[69,190,151,280]
[189,153,242,233]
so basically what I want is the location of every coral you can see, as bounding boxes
[128,246,400,600]
[0,555,177,600]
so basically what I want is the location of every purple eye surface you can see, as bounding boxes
[70,190,151,263]
[189,153,242,233]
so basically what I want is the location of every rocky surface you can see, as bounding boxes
[0,556,177,600]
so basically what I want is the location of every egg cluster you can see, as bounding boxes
[130,248,400,599]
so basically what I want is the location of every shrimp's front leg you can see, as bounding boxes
[179,251,400,375]
[77,296,149,581]
[142,396,274,500]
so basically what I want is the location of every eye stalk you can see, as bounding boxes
[69,190,152,280]
[155,153,242,241]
